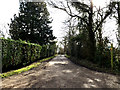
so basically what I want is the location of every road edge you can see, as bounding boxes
[65,54,120,76]
[0,54,57,78]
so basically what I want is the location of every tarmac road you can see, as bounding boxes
[1,55,120,88]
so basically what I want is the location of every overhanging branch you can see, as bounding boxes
[48,0,89,25]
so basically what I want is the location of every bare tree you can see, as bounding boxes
[48,0,116,60]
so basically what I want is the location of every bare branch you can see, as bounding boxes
[94,2,116,33]
[48,0,89,25]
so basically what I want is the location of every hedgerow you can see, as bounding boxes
[0,38,56,72]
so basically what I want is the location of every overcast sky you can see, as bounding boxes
[0,0,118,47]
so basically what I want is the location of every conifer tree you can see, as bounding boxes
[9,2,55,45]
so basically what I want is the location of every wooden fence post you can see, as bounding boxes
[111,43,113,70]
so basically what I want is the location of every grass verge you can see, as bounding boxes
[0,55,57,78]
[65,54,120,76]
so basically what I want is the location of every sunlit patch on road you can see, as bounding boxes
[83,83,97,88]
[62,70,72,73]
[87,78,94,83]
[48,60,69,66]
[94,78,101,82]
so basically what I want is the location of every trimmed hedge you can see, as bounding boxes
[1,38,56,72]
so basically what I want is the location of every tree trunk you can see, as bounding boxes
[87,0,96,61]
[117,2,120,50]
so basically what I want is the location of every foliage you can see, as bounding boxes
[9,2,55,45]
[1,38,56,72]
[40,42,57,58]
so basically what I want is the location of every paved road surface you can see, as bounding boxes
[1,55,120,88]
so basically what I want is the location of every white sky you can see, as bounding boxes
[0,0,118,47]
[0,0,19,37]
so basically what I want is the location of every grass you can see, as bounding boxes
[65,54,120,76]
[65,54,70,58]
[0,55,57,78]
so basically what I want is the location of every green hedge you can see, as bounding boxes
[1,38,56,72]
[40,43,56,58]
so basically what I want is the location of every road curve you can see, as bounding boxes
[1,55,120,88]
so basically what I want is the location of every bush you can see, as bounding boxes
[94,48,111,68]
[1,38,56,72]
[40,45,47,58]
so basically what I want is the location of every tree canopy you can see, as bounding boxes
[9,2,56,45]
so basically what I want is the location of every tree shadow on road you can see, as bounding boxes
[26,56,120,88]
